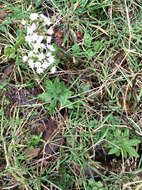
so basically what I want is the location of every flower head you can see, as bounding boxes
[48,55,55,65]
[51,66,56,74]
[37,35,44,43]
[36,67,44,74]
[30,13,38,21]
[46,36,52,44]
[28,51,34,57]
[23,55,28,62]
[47,27,54,35]
[27,23,37,35]
[22,12,56,74]
[21,19,26,25]
[42,61,51,69]
[40,14,52,25]
[34,62,42,68]
[28,59,35,69]
[47,44,55,51]
[46,52,52,57]
[38,53,45,61]
[25,35,33,43]
[31,33,38,42]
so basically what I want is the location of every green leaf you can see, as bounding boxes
[9,48,16,59]
[14,34,25,49]
[115,150,121,157]
[0,82,7,90]
[123,128,129,136]
[65,100,73,108]
[84,32,92,47]
[0,24,8,33]
[48,99,57,113]
[72,43,81,54]
[125,139,141,147]
[4,46,16,59]
[45,79,54,91]
[38,93,52,102]
[93,41,103,52]
[127,146,139,158]
[38,78,74,112]
[108,147,119,155]
[4,46,11,55]
[122,147,128,158]
[33,0,44,7]
[85,49,95,59]
[60,97,72,107]
[62,30,70,46]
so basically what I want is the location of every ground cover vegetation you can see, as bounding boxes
[0,0,142,189]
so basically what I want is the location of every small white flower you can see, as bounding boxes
[27,23,37,35]
[47,27,54,35]
[33,41,45,51]
[31,23,37,31]
[46,36,52,44]
[23,55,28,62]
[22,13,56,74]
[28,59,35,69]
[21,19,26,25]
[27,26,33,35]
[36,67,44,74]
[34,62,42,68]
[40,14,46,19]
[38,53,45,61]
[32,42,40,52]
[47,44,55,51]
[28,51,34,57]
[46,52,52,57]
[32,46,39,53]
[25,35,33,43]
[48,55,55,64]
[38,35,44,43]
[42,61,51,69]
[40,14,52,25]
[30,13,38,21]
[40,43,46,49]
[31,33,38,42]
[51,66,56,74]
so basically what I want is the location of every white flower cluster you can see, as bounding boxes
[22,13,56,74]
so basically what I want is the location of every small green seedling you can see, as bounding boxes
[38,78,73,112]
[107,128,140,158]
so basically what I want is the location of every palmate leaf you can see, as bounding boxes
[108,147,119,155]
[124,139,141,147]
[60,98,73,108]
[60,88,73,107]
[127,146,139,158]
[38,92,52,102]
[84,32,92,47]
[122,147,128,158]
[108,140,140,158]
[38,78,74,112]
[48,99,57,113]
[45,79,55,92]
[107,127,141,158]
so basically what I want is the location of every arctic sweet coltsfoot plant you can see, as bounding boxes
[38,77,73,113]
[22,13,56,74]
